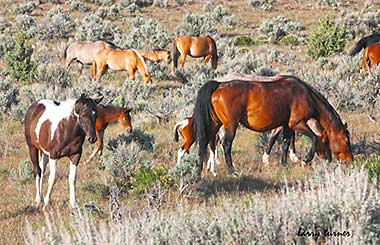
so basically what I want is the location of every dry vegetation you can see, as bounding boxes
[0,0,380,244]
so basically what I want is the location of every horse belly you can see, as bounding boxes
[107,59,126,71]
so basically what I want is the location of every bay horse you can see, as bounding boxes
[362,42,380,72]
[172,35,218,74]
[193,75,353,176]
[91,48,152,83]
[136,49,171,64]
[24,94,102,208]
[84,104,133,164]
[348,33,380,56]
[64,40,117,75]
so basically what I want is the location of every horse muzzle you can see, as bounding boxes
[126,127,132,133]
[88,137,97,144]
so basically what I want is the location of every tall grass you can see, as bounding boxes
[25,164,380,244]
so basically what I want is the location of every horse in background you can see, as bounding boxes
[84,104,133,164]
[136,49,171,64]
[362,42,380,72]
[172,36,218,74]
[348,33,380,56]
[193,76,353,176]
[64,40,118,75]
[91,48,152,83]
[24,94,102,208]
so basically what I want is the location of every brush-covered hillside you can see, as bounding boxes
[0,0,380,244]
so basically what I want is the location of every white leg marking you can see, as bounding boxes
[262,152,270,165]
[206,149,217,176]
[44,159,56,206]
[69,162,78,208]
[289,149,299,163]
[35,175,41,206]
[177,148,186,165]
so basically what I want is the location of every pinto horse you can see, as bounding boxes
[84,104,133,164]
[348,33,380,56]
[362,42,380,72]
[64,40,117,75]
[173,117,225,176]
[24,94,102,208]
[172,36,218,74]
[136,49,171,64]
[91,48,152,83]
[193,75,353,175]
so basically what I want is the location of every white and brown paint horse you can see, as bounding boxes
[84,104,133,164]
[24,94,102,208]
[173,116,225,176]
[64,40,118,75]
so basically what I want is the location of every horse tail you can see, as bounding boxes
[193,80,220,161]
[207,36,218,69]
[173,122,181,142]
[362,47,369,71]
[172,39,180,69]
[63,43,69,59]
[132,49,151,82]
[349,38,366,56]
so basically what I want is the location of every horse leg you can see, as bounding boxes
[204,55,211,64]
[292,122,318,164]
[43,158,57,207]
[96,62,107,82]
[288,131,299,163]
[280,127,294,166]
[221,124,237,175]
[65,58,74,69]
[91,60,96,81]
[68,153,81,208]
[263,127,282,164]
[206,135,217,176]
[128,66,136,81]
[28,146,41,206]
[36,152,49,207]
[179,54,187,69]
[77,62,83,76]
[84,130,102,165]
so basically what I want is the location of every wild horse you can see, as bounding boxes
[24,94,102,208]
[193,75,353,175]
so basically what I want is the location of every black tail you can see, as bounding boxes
[172,39,180,69]
[193,80,220,161]
[174,126,179,142]
[63,43,69,59]
[349,34,380,56]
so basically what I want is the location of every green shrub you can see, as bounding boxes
[0,78,19,116]
[4,31,37,84]
[129,165,173,195]
[18,160,33,183]
[234,36,254,46]
[307,15,347,59]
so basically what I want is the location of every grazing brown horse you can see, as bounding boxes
[91,48,152,83]
[64,40,117,75]
[24,94,102,208]
[348,33,380,56]
[172,35,218,74]
[193,75,353,176]
[84,104,133,164]
[362,42,380,72]
[136,49,171,63]
[173,117,224,176]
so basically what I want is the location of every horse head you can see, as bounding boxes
[120,107,133,133]
[328,123,353,162]
[74,94,103,143]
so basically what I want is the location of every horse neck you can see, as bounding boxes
[99,106,124,124]
[313,93,343,134]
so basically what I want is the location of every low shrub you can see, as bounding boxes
[234,36,254,46]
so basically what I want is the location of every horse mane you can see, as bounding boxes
[293,76,344,128]
[348,33,380,56]
[132,49,148,72]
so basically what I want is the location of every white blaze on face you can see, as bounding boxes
[35,99,76,141]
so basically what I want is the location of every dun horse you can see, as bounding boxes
[136,49,171,63]
[348,33,380,56]
[91,48,152,83]
[172,36,218,74]
[64,40,117,75]
[84,104,133,164]
[362,42,380,72]
[193,75,353,176]
[24,94,102,208]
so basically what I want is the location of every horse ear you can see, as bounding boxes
[126,108,132,113]
[343,123,348,131]
[79,93,86,102]
[94,96,103,104]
